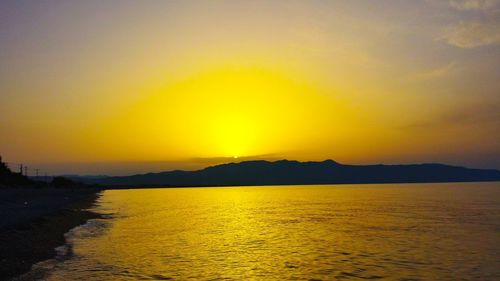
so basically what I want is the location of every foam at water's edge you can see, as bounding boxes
[11,218,111,281]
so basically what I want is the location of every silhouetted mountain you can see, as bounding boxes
[81,160,500,187]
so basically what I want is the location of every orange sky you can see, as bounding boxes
[1,1,499,175]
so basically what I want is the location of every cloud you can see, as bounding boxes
[431,0,500,48]
[441,20,500,48]
[448,0,499,10]
[400,101,500,130]
[191,154,281,165]
[411,62,458,81]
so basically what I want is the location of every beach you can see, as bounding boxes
[0,188,101,280]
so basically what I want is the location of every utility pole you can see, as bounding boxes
[24,166,28,177]
[19,164,23,175]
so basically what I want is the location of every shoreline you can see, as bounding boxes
[0,188,102,280]
[103,179,500,190]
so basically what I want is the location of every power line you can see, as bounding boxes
[2,157,54,183]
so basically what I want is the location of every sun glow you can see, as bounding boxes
[105,66,352,160]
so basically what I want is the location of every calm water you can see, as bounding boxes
[28,183,500,280]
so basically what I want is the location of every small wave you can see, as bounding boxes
[65,219,110,242]
[11,218,111,281]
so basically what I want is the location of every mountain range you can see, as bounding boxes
[67,160,500,187]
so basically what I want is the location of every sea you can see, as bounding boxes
[20,182,500,280]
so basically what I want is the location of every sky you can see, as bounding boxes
[1,0,499,175]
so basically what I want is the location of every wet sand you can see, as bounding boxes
[0,188,101,280]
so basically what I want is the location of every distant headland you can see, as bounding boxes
[58,159,500,187]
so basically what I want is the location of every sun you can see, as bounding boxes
[161,66,296,158]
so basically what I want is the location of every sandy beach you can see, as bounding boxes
[0,188,101,280]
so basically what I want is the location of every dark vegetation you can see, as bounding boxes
[0,156,97,189]
[0,158,33,188]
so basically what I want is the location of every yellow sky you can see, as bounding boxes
[1,1,499,174]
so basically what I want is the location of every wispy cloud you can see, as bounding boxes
[400,101,500,130]
[442,20,500,48]
[434,0,500,48]
[448,0,499,10]
[411,62,458,81]
[191,154,281,165]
